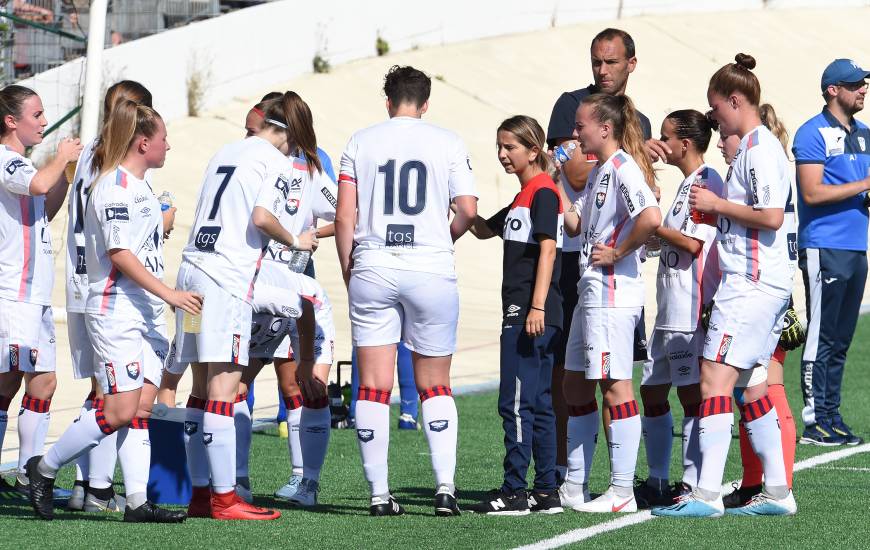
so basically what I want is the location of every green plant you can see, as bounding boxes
[376,34,389,57]
[312,53,331,74]
[186,53,212,117]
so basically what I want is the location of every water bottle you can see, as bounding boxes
[645,235,662,259]
[182,284,203,334]
[287,250,311,273]
[690,178,717,226]
[158,191,174,212]
[553,141,577,165]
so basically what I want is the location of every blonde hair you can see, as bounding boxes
[582,93,656,187]
[498,115,550,173]
[759,103,789,153]
[92,100,162,177]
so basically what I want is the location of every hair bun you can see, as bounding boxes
[734,53,756,71]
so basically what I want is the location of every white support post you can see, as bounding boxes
[79,0,108,144]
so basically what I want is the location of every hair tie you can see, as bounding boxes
[252,107,265,117]
[265,118,287,129]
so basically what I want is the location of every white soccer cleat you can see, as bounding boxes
[287,478,319,507]
[725,490,797,516]
[67,484,86,511]
[235,484,253,504]
[558,482,590,509]
[83,491,126,513]
[274,474,303,501]
[573,486,636,513]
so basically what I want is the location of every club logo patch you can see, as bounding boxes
[126,361,140,380]
[29,348,38,367]
[601,351,611,377]
[9,344,19,370]
[105,363,117,393]
[203,432,213,445]
[184,421,198,435]
[428,420,449,432]
[595,173,610,208]
[718,335,733,359]
[357,429,374,442]
[232,334,241,362]
[285,197,300,215]
[672,200,683,217]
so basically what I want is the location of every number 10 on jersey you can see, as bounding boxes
[379,159,427,215]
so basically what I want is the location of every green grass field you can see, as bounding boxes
[2,319,870,549]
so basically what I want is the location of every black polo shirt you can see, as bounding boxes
[546,84,652,148]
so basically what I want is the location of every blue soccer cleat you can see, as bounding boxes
[274,474,303,501]
[652,492,724,518]
[726,491,797,516]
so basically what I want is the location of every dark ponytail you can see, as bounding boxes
[261,91,321,177]
[665,109,717,152]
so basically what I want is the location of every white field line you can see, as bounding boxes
[815,466,870,472]
[513,443,870,550]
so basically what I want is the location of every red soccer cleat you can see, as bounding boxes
[211,490,281,521]
[187,486,213,518]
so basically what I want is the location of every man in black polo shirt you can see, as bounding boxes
[546,27,663,482]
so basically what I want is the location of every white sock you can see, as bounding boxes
[88,431,118,490]
[184,407,210,488]
[286,403,303,476]
[204,401,236,494]
[17,395,51,478]
[116,420,151,507]
[742,395,788,498]
[74,393,95,483]
[300,402,331,482]
[566,403,599,487]
[696,396,734,497]
[420,389,458,488]
[608,401,642,489]
[681,415,701,488]
[641,406,673,482]
[234,398,252,482]
[43,406,114,475]
[356,388,391,497]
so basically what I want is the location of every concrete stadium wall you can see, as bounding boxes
[20,0,866,163]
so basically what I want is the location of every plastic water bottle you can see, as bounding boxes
[182,284,203,334]
[158,191,174,212]
[690,179,717,226]
[553,141,577,165]
[287,250,311,273]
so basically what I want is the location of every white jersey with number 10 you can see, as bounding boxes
[339,116,476,275]
[181,136,290,301]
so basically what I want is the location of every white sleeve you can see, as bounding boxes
[447,135,476,199]
[746,144,786,210]
[0,152,36,196]
[338,134,358,186]
[617,163,658,219]
[95,183,134,251]
[254,169,290,218]
[311,170,337,222]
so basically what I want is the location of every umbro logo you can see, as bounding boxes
[357,429,374,442]
[428,420,449,432]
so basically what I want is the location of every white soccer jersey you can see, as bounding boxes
[181,136,290,301]
[717,125,797,298]
[559,173,583,253]
[0,145,53,306]
[576,149,659,308]
[261,157,337,266]
[654,164,723,332]
[65,139,98,312]
[84,167,165,322]
[339,116,476,274]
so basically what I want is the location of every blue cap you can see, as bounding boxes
[821,59,870,91]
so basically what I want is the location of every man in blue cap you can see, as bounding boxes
[793,59,870,446]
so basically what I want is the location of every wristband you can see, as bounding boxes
[290,233,299,249]
[530,306,545,312]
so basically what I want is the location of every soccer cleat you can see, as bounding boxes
[722,482,762,509]
[288,478,319,507]
[67,482,86,511]
[274,474,303,500]
[124,501,187,523]
[573,486,637,513]
[211,491,281,520]
[726,490,797,516]
[83,491,126,512]
[558,482,590,509]
[187,486,213,518]
[235,483,253,504]
[652,492,724,518]
[671,482,693,498]
[24,456,55,520]
[0,477,20,501]
[831,419,864,445]
[799,423,846,446]
[633,478,673,508]
[434,485,460,517]
[398,413,418,430]
[370,494,405,516]
[528,489,563,514]
[466,488,529,516]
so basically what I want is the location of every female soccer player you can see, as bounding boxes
[25,101,198,522]
[635,110,723,506]
[65,80,157,512]
[168,91,318,521]
[559,93,661,514]
[0,85,82,495]
[654,53,797,518]
[464,115,564,516]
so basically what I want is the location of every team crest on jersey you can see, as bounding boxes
[428,420,449,432]
[285,197,300,215]
[672,200,683,216]
[203,432,213,445]
[126,361,141,380]
[595,173,610,208]
[184,421,198,435]
[29,349,38,367]
[357,429,375,442]
[8,344,19,370]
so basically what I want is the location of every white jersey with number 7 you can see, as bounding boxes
[339,116,476,275]
[181,136,291,301]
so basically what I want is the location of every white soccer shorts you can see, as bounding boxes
[349,267,458,356]
[174,262,251,366]
[68,312,96,380]
[0,298,55,374]
[564,305,641,380]
[87,314,168,395]
[643,328,703,387]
